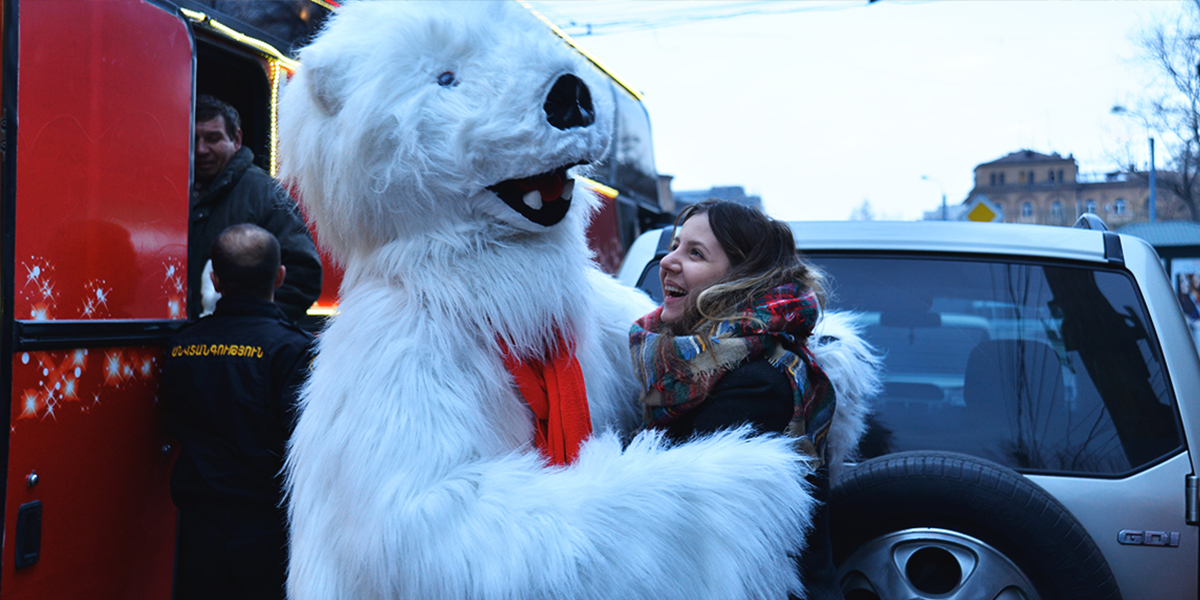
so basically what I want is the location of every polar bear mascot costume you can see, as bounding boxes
[279,2,879,599]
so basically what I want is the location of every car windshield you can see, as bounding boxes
[809,254,1183,476]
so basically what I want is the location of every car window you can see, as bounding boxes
[809,255,1183,476]
[638,262,663,303]
[637,253,1185,476]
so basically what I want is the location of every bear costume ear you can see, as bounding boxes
[305,63,346,116]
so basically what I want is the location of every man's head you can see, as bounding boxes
[210,224,285,301]
[194,95,243,187]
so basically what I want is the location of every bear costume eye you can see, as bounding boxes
[437,71,457,87]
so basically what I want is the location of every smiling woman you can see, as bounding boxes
[657,211,731,323]
[650,200,825,334]
[628,199,845,598]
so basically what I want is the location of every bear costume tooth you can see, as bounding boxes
[522,190,543,210]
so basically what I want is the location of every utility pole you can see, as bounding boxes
[921,175,948,220]
[1149,137,1157,223]
[1111,105,1159,223]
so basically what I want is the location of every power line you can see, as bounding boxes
[529,1,888,37]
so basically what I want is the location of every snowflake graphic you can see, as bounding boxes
[14,348,158,421]
[163,258,186,318]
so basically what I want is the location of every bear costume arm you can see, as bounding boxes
[285,285,816,600]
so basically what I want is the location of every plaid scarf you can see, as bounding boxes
[629,283,836,462]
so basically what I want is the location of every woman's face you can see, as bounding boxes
[658,213,731,324]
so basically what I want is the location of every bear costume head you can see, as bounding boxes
[281,1,613,261]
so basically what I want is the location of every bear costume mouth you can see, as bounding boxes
[488,163,581,226]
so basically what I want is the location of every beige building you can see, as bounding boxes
[963,150,1186,226]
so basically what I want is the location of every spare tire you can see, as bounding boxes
[829,451,1121,600]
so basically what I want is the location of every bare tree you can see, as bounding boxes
[1119,0,1200,221]
[849,199,875,221]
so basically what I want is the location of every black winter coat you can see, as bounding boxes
[662,358,843,600]
[163,295,315,512]
[189,147,322,321]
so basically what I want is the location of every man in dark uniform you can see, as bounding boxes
[164,224,316,600]
[191,94,322,321]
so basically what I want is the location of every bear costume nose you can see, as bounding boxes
[544,74,595,130]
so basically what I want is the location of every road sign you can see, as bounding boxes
[963,195,1003,222]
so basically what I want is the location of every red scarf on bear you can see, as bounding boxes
[501,336,591,466]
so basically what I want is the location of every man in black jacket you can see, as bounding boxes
[191,94,322,321]
[164,224,316,600]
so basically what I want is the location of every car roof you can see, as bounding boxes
[786,220,1113,263]
[617,219,1152,288]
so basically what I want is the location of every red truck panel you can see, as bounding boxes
[14,0,191,321]
[4,0,191,597]
[6,349,175,599]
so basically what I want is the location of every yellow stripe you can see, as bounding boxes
[577,176,619,200]
[517,1,645,101]
[180,9,300,72]
[269,61,282,177]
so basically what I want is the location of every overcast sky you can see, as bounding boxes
[528,0,1179,221]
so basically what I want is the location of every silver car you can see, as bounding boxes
[617,218,1200,600]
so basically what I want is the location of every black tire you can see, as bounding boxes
[830,451,1121,600]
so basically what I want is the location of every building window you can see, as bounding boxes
[1048,169,1056,182]
[990,173,996,186]
[1019,172,1027,185]
[998,172,1005,185]
[1051,201,1063,219]
[1028,171,1035,184]
[1021,202,1033,217]
[1058,169,1064,182]
[1086,200,1096,213]
[1114,199,1126,216]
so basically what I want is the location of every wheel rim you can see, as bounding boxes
[837,528,1041,600]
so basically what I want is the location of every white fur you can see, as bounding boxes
[199,259,219,317]
[280,2,816,599]
[812,311,883,481]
